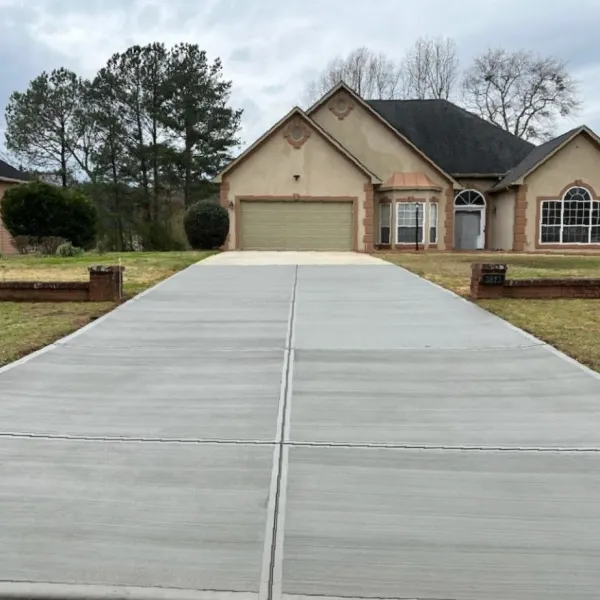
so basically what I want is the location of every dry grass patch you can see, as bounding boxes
[382,252,600,373]
[480,299,600,373]
[0,251,213,296]
[382,252,600,296]
[0,302,112,366]
[0,251,213,366]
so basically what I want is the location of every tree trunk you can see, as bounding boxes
[60,122,68,187]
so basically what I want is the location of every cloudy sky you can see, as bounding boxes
[1,0,599,151]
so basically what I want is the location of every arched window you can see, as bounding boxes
[540,186,600,244]
[455,189,486,207]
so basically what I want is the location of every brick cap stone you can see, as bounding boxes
[472,263,508,272]
[507,278,600,287]
[88,265,125,273]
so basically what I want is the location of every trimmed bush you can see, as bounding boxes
[1,181,97,250]
[184,200,229,250]
[12,235,35,255]
[56,241,84,257]
[38,236,67,255]
[11,235,66,255]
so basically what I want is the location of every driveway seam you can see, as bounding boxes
[259,266,298,600]
[3,433,600,453]
[0,581,259,600]
[269,265,297,600]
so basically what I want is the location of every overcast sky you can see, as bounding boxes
[1,0,599,151]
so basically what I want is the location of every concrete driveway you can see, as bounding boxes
[1,251,600,600]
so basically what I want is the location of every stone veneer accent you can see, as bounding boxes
[513,184,528,251]
[363,182,374,251]
[443,187,455,249]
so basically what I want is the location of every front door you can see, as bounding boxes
[454,211,480,250]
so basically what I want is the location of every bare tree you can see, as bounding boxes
[402,36,459,100]
[462,48,581,141]
[304,47,403,104]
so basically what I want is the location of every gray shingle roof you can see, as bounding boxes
[366,99,535,176]
[0,159,28,181]
[492,127,582,190]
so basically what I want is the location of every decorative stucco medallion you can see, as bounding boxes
[328,91,354,119]
[283,119,311,149]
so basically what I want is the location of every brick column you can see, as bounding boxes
[88,265,125,302]
[513,184,528,251]
[443,187,455,250]
[470,263,507,300]
[219,180,231,250]
[363,182,374,252]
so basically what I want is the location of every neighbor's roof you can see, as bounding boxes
[367,99,534,176]
[492,126,599,191]
[0,159,28,182]
[380,172,442,191]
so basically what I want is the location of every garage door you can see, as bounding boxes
[239,201,354,251]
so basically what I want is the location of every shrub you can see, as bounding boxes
[137,221,187,251]
[38,236,67,255]
[56,241,84,257]
[1,181,98,249]
[184,200,229,250]
[12,235,35,254]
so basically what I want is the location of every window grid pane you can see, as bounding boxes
[397,202,424,244]
[455,190,485,207]
[379,203,391,244]
[592,204,600,243]
[429,203,438,244]
[539,195,600,245]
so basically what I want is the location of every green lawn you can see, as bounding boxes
[382,252,600,372]
[0,251,213,366]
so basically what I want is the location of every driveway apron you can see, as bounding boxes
[1,255,600,600]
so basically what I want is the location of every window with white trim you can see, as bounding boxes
[455,189,485,207]
[540,186,600,244]
[397,202,424,244]
[429,203,438,244]
[379,203,391,244]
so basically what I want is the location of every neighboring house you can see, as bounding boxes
[0,159,28,254]
[214,82,600,252]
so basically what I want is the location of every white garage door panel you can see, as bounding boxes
[240,201,354,251]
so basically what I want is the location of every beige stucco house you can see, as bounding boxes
[0,159,29,254]
[215,82,600,253]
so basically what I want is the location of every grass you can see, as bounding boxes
[0,251,213,366]
[0,251,213,296]
[382,252,600,372]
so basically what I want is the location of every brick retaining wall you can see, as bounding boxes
[470,263,600,300]
[0,265,124,302]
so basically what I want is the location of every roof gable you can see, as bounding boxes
[307,82,459,187]
[0,159,28,183]
[367,99,534,176]
[492,126,600,191]
[214,106,380,183]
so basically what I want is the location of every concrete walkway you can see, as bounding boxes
[1,254,600,600]
[201,250,388,265]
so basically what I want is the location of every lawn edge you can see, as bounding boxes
[0,257,207,374]
[392,262,600,381]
